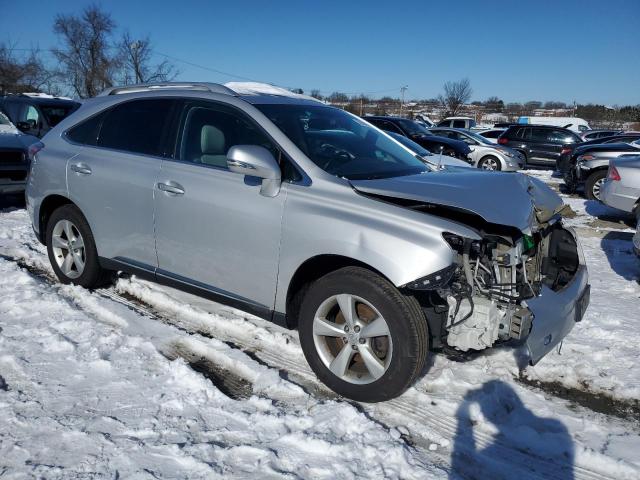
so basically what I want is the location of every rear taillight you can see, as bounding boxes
[608,165,621,181]
[497,137,508,145]
[27,142,44,161]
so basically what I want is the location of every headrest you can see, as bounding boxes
[201,125,225,154]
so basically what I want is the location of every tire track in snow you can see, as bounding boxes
[0,252,635,479]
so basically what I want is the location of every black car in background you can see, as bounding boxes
[0,93,80,138]
[556,133,640,173]
[497,125,582,167]
[0,111,41,194]
[364,116,472,162]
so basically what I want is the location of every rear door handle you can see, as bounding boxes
[157,182,185,195]
[70,163,92,175]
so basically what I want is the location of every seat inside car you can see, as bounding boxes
[199,125,228,167]
[181,107,233,168]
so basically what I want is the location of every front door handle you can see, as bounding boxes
[157,182,185,195]
[70,163,92,175]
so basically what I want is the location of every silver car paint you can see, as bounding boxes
[350,171,563,234]
[27,89,482,316]
[600,155,640,214]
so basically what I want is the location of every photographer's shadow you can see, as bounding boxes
[451,380,574,480]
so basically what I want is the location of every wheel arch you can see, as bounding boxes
[284,254,391,329]
[37,194,77,245]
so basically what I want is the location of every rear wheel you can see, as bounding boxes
[46,205,112,288]
[479,155,501,171]
[298,266,428,402]
[585,170,607,200]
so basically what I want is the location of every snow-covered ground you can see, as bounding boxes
[0,171,639,479]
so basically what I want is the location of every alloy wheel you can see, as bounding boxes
[51,219,86,279]
[313,294,393,384]
[481,158,499,170]
[592,177,605,199]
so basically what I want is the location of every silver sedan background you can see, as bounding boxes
[600,155,640,256]
[429,127,524,171]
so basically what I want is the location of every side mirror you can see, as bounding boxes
[227,145,282,197]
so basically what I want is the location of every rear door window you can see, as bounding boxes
[452,120,466,128]
[548,129,579,144]
[98,99,176,156]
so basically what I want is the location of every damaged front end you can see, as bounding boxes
[430,222,589,364]
[351,171,590,365]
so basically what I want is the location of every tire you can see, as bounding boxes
[516,150,528,168]
[46,204,112,288]
[585,170,607,200]
[298,266,428,402]
[479,155,501,171]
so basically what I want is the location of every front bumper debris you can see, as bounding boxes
[524,262,589,364]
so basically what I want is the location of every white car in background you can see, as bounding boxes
[478,128,506,144]
[429,127,524,171]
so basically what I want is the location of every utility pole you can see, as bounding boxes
[400,85,408,116]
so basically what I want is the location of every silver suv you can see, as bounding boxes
[26,82,590,402]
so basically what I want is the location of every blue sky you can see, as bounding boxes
[2,0,639,104]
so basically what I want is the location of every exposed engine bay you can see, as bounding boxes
[435,221,580,352]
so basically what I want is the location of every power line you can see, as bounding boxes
[7,46,404,98]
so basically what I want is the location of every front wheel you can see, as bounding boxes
[585,170,607,200]
[298,266,428,402]
[46,205,112,288]
[479,156,501,171]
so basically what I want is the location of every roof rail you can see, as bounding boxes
[98,82,237,97]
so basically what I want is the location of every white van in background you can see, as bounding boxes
[517,116,590,133]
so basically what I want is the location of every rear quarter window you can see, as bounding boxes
[66,111,106,146]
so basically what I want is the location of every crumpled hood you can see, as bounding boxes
[351,171,565,233]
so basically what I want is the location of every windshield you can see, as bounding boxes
[255,104,429,180]
[40,103,79,127]
[395,118,432,136]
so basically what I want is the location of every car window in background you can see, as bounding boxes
[529,128,550,142]
[463,130,493,145]
[256,104,429,180]
[40,104,79,127]
[98,99,175,156]
[395,119,430,136]
[452,120,466,128]
[482,130,502,138]
[378,120,403,135]
[24,105,40,124]
[548,129,579,143]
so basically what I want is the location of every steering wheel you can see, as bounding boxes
[319,143,355,170]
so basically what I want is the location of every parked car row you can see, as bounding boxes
[21,81,590,402]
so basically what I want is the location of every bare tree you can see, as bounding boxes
[0,43,55,95]
[119,31,177,84]
[52,4,120,98]
[438,78,472,116]
[310,89,323,100]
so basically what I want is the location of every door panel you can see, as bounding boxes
[154,100,286,310]
[66,147,160,268]
[155,161,285,309]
